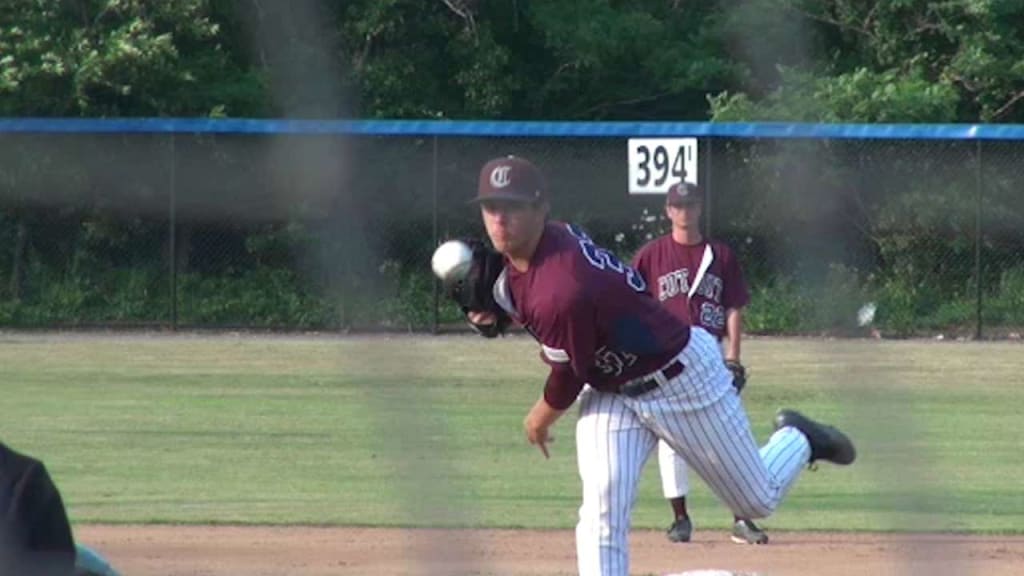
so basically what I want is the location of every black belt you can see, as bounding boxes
[619,359,685,398]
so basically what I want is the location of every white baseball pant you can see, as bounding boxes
[574,328,812,576]
[657,438,689,499]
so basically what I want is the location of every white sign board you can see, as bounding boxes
[627,138,698,194]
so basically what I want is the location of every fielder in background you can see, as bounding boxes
[632,181,766,545]
[451,154,857,576]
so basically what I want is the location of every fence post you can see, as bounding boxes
[431,136,439,334]
[168,133,178,331]
[974,139,983,340]
[703,137,713,238]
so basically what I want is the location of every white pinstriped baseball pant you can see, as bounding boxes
[574,328,812,576]
[656,438,690,499]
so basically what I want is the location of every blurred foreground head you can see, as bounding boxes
[0,441,75,576]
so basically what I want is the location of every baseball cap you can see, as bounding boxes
[471,155,546,203]
[665,181,702,206]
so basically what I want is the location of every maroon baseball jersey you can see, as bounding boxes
[499,222,691,410]
[631,237,749,340]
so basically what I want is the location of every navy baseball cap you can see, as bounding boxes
[666,181,702,206]
[472,155,546,203]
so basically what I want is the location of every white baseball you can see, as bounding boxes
[431,240,474,281]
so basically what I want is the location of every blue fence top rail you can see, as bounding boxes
[1,118,1023,140]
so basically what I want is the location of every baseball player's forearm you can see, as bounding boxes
[526,396,565,430]
[725,308,743,361]
[525,395,565,459]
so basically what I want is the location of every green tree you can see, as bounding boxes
[0,0,265,117]
[710,0,1024,123]
[336,0,741,120]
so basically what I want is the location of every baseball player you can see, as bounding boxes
[632,181,764,545]
[457,155,856,576]
[0,440,75,576]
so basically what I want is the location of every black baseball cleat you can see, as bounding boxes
[774,409,856,465]
[666,516,693,543]
[731,519,769,545]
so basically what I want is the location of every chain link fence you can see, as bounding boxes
[0,123,1021,337]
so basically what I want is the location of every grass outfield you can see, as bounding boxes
[1,332,1020,534]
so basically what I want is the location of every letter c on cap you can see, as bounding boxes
[490,165,512,188]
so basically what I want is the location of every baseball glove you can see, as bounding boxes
[725,360,747,393]
[443,239,512,338]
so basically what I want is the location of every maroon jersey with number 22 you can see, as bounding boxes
[631,237,749,340]
[496,222,691,411]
